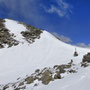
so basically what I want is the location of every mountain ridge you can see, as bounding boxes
[0,18,90,90]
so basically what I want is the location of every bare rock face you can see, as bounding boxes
[3,85,9,90]
[83,53,90,63]
[21,29,42,43]
[81,62,89,67]
[1,60,77,89]
[0,18,19,48]
[54,72,61,79]
[0,18,43,48]
[41,70,54,85]
[20,22,43,43]
[25,76,35,84]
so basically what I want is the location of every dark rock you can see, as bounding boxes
[83,53,90,63]
[19,86,26,89]
[35,69,40,73]
[41,70,54,85]
[0,44,4,48]
[34,83,38,87]
[0,21,19,48]
[81,62,89,67]
[53,65,59,69]
[14,88,20,90]
[68,69,76,73]
[3,85,9,90]
[18,82,24,86]
[21,27,42,43]
[56,65,66,74]
[54,72,61,79]
[25,76,35,84]
[68,60,73,65]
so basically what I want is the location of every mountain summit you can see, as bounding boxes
[0,18,90,90]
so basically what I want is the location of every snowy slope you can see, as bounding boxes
[0,19,90,90]
[4,19,26,42]
[33,66,90,90]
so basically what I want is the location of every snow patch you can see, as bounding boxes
[4,19,27,42]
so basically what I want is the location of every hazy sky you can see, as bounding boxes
[0,0,90,46]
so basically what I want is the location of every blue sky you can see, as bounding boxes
[0,0,90,46]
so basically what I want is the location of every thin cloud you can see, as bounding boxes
[52,32,72,43]
[52,32,90,48]
[43,5,64,17]
[0,0,46,26]
[42,0,72,18]
[76,43,90,48]
[0,0,73,26]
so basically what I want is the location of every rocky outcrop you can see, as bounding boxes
[20,22,43,43]
[0,18,19,48]
[21,30,42,43]
[0,18,43,48]
[41,70,54,85]
[81,62,89,67]
[25,76,35,84]
[82,53,90,63]
[1,60,77,90]
[0,28,19,48]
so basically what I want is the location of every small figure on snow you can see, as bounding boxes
[74,48,78,57]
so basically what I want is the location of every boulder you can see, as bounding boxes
[83,53,90,63]
[81,62,89,67]
[25,76,35,84]
[54,72,61,79]
[41,70,53,85]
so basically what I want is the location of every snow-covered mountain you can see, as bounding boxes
[0,18,90,90]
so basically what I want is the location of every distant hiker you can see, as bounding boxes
[74,48,78,57]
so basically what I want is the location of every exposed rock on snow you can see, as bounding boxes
[83,53,90,63]
[0,18,43,48]
[0,61,78,90]
[21,29,42,43]
[4,19,43,45]
[0,18,90,90]
[0,18,19,48]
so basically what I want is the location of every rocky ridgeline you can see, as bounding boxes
[20,22,43,43]
[0,19,19,48]
[82,53,90,63]
[1,60,77,90]
[0,18,43,48]
[2,53,90,90]
[81,53,90,67]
